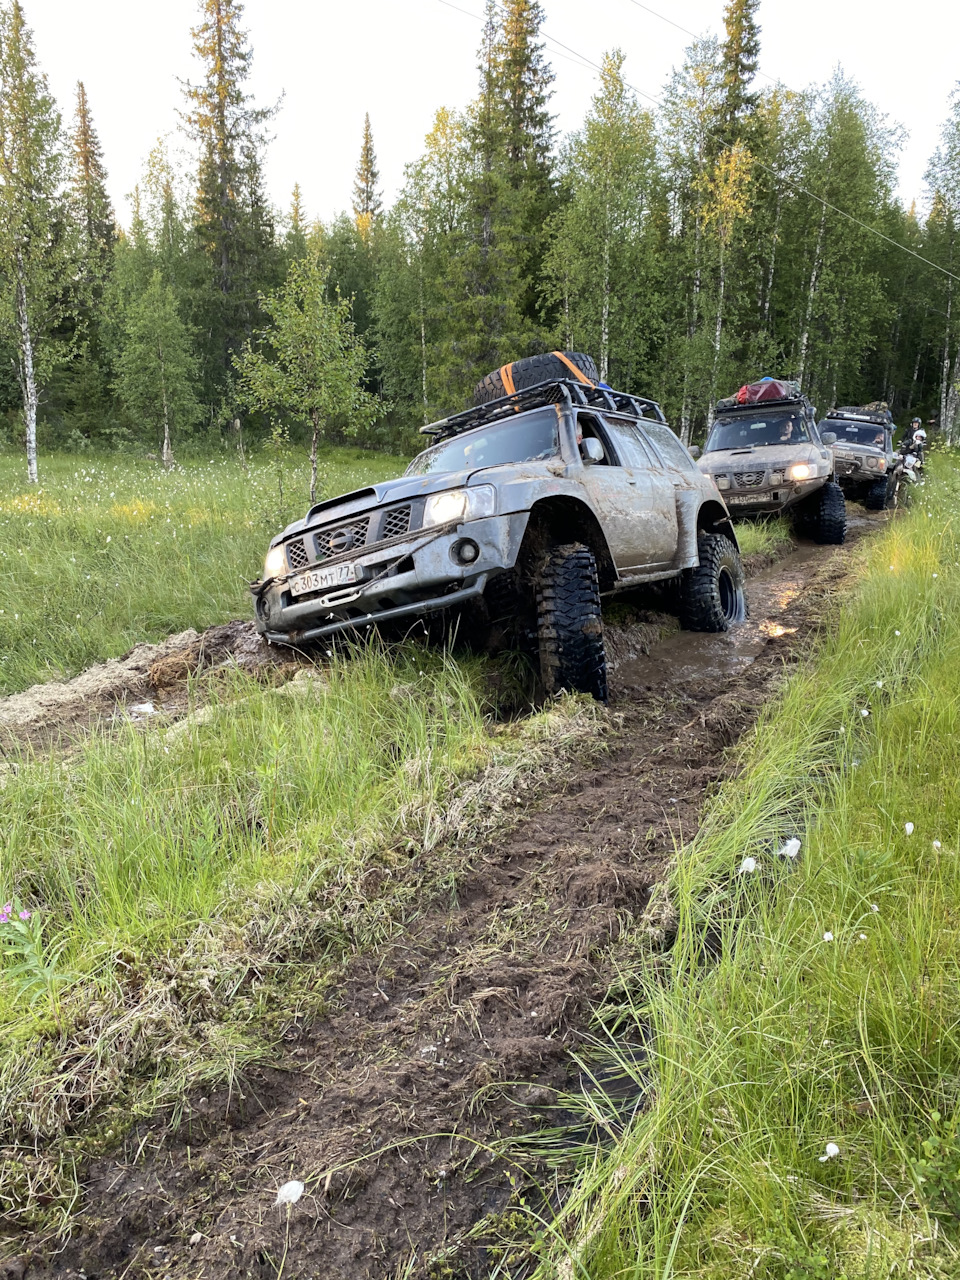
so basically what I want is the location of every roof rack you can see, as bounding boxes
[419,379,667,439]
[825,405,893,426]
[715,394,809,414]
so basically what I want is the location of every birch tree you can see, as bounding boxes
[235,254,380,503]
[0,1,75,483]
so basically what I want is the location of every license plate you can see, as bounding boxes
[289,562,359,596]
[726,494,769,504]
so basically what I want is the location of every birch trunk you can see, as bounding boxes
[762,195,782,331]
[15,259,38,485]
[941,280,953,431]
[600,211,611,383]
[706,247,725,433]
[159,350,174,470]
[797,207,826,388]
[310,408,320,505]
[945,347,960,446]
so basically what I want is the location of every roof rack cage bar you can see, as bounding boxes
[420,378,668,439]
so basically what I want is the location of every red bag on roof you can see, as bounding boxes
[736,378,801,405]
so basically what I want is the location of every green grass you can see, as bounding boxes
[536,458,960,1278]
[733,515,792,558]
[0,447,408,694]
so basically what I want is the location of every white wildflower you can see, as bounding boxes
[275,1180,305,1206]
[778,838,801,860]
[871,903,879,913]
[933,840,942,850]
[738,856,757,874]
[895,629,901,636]
[860,709,870,718]
[818,1142,840,1162]
[905,822,914,835]
[859,933,867,940]
[875,680,883,688]
[822,931,834,942]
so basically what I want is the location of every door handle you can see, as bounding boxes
[627,478,638,486]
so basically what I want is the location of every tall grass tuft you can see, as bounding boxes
[544,455,960,1279]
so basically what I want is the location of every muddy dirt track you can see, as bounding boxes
[9,514,885,1280]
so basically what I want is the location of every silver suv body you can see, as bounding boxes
[252,381,742,664]
[821,406,898,510]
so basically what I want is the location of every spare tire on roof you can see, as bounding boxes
[473,351,599,406]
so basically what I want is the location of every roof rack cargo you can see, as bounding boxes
[825,405,893,426]
[420,378,667,440]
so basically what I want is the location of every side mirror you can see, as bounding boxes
[688,445,701,459]
[821,431,837,445]
[580,437,605,464]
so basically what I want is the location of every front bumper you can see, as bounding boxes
[716,477,822,513]
[252,513,523,644]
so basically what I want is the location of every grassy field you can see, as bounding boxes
[543,457,960,1278]
[0,448,407,695]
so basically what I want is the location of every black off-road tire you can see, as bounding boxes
[474,352,599,406]
[864,475,891,511]
[810,480,846,543]
[535,542,607,702]
[679,532,747,632]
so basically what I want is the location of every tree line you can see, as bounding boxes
[1,0,960,482]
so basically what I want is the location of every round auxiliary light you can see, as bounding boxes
[452,539,480,565]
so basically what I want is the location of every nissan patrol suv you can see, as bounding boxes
[821,404,899,509]
[252,367,746,701]
[696,380,845,543]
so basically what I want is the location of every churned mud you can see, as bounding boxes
[0,621,298,754]
[9,515,888,1280]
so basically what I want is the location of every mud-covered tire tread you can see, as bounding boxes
[474,352,599,406]
[679,532,746,632]
[536,542,607,702]
[864,476,890,511]
[812,479,846,543]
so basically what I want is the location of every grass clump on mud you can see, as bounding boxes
[0,448,406,695]
[0,641,605,1234]
[543,454,960,1279]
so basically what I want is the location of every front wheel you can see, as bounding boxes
[679,532,747,632]
[535,543,607,702]
[810,480,846,544]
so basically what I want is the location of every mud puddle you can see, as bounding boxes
[612,541,824,690]
[10,520,885,1280]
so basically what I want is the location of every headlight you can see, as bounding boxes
[715,475,730,491]
[264,545,287,578]
[789,463,813,481]
[422,485,496,528]
[866,456,886,471]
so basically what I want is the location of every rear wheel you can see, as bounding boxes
[679,532,746,632]
[535,543,607,701]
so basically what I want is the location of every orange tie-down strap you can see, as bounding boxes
[552,351,595,387]
[498,363,517,395]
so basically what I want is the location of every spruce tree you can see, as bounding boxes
[718,0,761,148]
[182,0,278,390]
[352,113,382,238]
[0,0,76,482]
[285,183,308,261]
[70,81,114,272]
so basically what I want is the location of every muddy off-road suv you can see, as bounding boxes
[696,380,846,544]
[821,404,900,510]
[252,355,746,700]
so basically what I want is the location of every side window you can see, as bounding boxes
[604,416,660,469]
[640,422,699,474]
[576,413,615,465]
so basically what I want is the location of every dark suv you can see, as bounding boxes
[252,379,747,700]
[821,405,899,509]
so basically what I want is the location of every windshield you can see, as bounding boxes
[828,422,888,447]
[705,411,809,452]
[406,408,560,476]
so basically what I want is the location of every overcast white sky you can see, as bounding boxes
[26,0,960,228]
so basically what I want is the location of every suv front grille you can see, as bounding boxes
[314,517,371,560]
[381,505,412,539]
[286,538,309,571]
[734,471,765,489]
